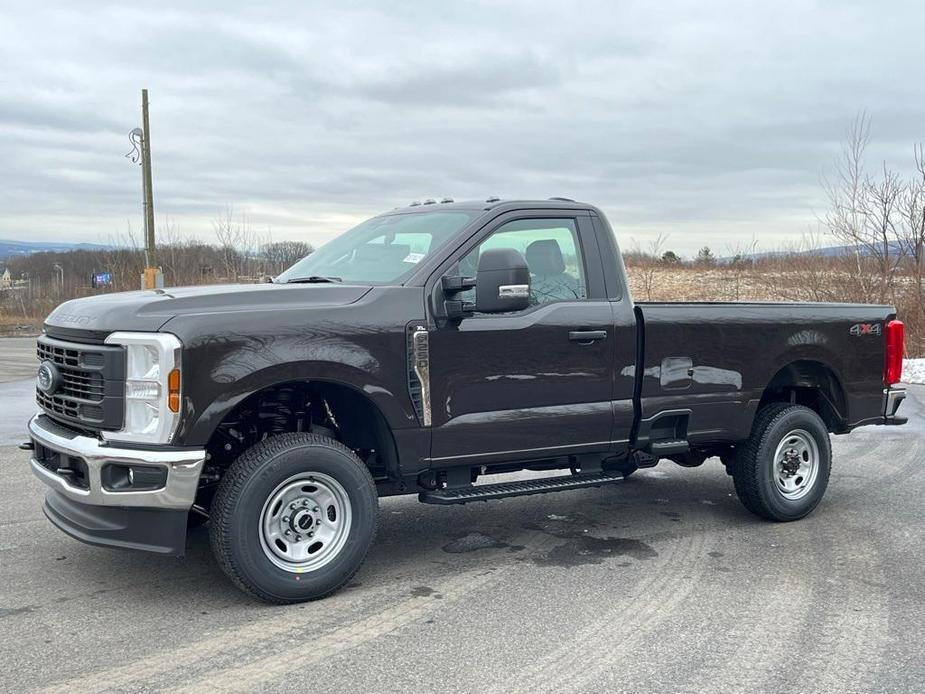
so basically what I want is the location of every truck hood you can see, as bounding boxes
[44,283,373,342]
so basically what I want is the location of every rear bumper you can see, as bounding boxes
[883,387,907,425]
[28,414,205,555]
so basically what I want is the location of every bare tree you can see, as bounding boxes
[639,233,668,300]
[103,223,143,292]
[900,144,925,327]
[262,241,314,275]
[863,163,905,303]
[157,215,204,287]
[213,207,262,281]
[822,113,907,303]
[722,237,759,300]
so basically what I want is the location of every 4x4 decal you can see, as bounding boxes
[850,323,882,336]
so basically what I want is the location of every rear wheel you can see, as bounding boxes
[732,404,831,521]
[210,433,378,603]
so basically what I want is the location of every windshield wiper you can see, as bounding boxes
[283,276,343,284]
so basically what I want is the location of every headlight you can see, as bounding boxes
[102,332,182,445]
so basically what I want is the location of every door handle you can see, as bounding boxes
[569,330,607,343]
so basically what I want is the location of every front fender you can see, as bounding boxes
[167,317,419,447]
[178,358,418,447]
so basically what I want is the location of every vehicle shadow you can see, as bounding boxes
[171,463,760,600]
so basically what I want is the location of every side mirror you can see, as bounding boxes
[475,248,531,313]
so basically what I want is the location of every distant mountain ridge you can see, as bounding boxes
[0,239,111,260]
[743,241,905,261]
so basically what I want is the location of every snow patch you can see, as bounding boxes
[903,358,925,385]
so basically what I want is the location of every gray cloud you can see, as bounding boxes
[1,0,924,255]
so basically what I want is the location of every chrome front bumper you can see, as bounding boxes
[28,414,205,510]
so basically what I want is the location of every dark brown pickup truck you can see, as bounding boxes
[25,198,906,602]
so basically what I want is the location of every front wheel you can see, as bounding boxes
[732,404,831,521]
[210,433,378,603]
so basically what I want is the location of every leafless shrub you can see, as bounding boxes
[626,233,668,300]
[722,238,758,300]
[261,241,315,272]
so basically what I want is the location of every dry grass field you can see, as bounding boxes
[626,265,780,302]
[624,260,924,358]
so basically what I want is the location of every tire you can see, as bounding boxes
[209,433,378,603]
[732,403,831,522]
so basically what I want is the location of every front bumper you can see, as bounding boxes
[28,414,206,555]
[883,387,907,425]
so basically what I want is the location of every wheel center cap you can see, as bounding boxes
[781,451,801,476]
[290,509,315,533]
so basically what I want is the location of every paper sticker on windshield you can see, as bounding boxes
[403,252,425,264]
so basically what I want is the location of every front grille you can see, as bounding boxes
[60,371,105,401]
[37,342,106,402]
[35,336,125,431]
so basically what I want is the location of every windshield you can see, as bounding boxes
[275,210,478,285]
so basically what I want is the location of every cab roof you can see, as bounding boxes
[387,197,593,214]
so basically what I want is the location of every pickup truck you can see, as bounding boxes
[25,198,907,603]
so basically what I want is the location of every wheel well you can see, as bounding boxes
[201,380,399,495]
[759,360,847,433]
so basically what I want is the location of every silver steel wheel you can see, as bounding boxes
[259,472,352,573]
[773,429,819,501]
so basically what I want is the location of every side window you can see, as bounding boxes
[458,218,587,308]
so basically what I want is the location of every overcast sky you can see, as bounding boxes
[2,0,924,256]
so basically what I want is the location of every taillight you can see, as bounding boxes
[884,319,905,385]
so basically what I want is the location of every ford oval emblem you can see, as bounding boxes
[37,360,61,395]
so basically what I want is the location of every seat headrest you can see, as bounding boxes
[525,239,566,275]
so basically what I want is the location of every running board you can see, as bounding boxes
[419,471,625,505]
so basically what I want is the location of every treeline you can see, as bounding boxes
[1,237,313,319]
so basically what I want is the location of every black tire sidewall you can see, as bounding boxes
[755,408,831,520]
[222,440,377,602]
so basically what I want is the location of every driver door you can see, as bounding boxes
[427,213,615,466]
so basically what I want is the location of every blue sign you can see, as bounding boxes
[92,272,113,288]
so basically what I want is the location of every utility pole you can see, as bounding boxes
[137,89,162,289]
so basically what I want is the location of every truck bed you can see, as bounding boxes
[634,301,894,444]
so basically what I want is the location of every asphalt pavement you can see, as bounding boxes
[0,336,38,382]
[1,335,923,693]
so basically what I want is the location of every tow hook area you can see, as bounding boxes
[883,388,907,425]
[18,441,35,451]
